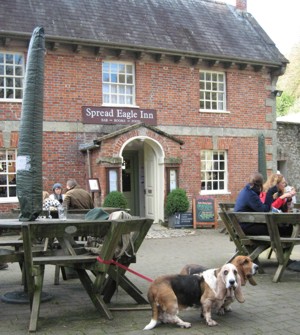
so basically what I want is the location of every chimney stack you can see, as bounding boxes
[236,0,247,11]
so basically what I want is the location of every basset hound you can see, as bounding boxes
[179,255,258,314]
[143,263,244,330]
[180,255,258,286]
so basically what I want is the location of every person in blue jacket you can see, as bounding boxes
[234,172,292,237]
[235,172,271,213]
[234,172,272,235]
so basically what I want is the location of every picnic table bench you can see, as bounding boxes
[224,210,300,282]
[21,217,153,332]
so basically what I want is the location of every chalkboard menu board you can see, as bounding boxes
[193,196,217,228]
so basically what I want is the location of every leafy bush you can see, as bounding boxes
[276,92,295,116]
[102,191,128,209]
[165,188,189,216]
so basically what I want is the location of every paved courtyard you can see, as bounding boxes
[1,224,300,335]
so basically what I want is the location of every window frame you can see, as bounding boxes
[106,167,120,193]
[199,70,226,112]
[200,149,228,194]
[0,52,24,102]
[102,61,136,107]
[166,167,179,194]
[0,148,18,203]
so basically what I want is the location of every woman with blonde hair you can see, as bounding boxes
[260,173,296,213]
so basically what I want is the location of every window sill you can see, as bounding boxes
[102,104,140,108]
[200,191,231,196]
[0,197,19,204]
[199,109,230,114]
[0,99,22,103]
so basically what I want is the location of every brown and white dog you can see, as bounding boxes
[179,255,258,314]
[143,263,244,330]
[180,255,258,286]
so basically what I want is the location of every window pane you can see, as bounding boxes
[102,62,109,72]
[119,74,125,83]
[111,63,118,72]
[6,54,13,63]
[6,66,13,75]
[119,64,125,73]
[126,96,132,104]
[103,84,109,93]
[102,73,109,82]
[15,78,22,87]
[15,89,22,99]
[110,73,117,83]
[126,86,133,95]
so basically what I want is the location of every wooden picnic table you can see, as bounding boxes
[224,211,300,282]
[21,217,153,332]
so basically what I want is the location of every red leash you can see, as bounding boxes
[97,256,153,283]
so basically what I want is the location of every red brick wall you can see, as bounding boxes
[0,50,274,213]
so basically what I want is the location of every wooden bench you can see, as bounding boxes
[225,212,272,272]
[22,218,153,332]
[264,212,300,282]
[227,212,300,282]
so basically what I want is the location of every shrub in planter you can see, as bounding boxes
[103,191,128,209]
[165,188,189,216]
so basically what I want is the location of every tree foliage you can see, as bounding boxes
[277,42,300,116]
[276,92,295,116]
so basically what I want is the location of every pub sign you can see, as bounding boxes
[82,106,157,125]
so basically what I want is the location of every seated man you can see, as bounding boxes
[63,179,94,210]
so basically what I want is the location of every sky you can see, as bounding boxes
[224,0,300,56]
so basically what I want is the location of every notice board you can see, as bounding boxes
[193,196,218,229]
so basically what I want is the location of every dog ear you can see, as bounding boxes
[214,271,227,300]
[234,274,245,303]
[248,276,257,286]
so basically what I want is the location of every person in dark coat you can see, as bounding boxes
[234,172,272,235]
[63,179,94,210]
[234,172,293,237]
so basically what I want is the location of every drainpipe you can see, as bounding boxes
[87,149,92,178]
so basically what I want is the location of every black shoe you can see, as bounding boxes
[287,259,295,266]
[0,263,8,270]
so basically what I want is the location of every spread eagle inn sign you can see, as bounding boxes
[82,106,157,125]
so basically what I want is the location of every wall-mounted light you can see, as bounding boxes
[272,90,283,97]
[122,160,126,170]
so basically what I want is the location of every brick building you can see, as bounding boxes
[0,0,287,222]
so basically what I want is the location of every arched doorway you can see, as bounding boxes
[120,136,164,223]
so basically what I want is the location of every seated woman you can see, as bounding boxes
[49,183,64,204]
[260,173,296,213]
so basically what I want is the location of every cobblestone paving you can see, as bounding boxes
[1,224,300,335]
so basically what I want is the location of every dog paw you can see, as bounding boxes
[217,308,225,315]
[224,306,232,312]
[179,322,191,328]
[206,319,218,327]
